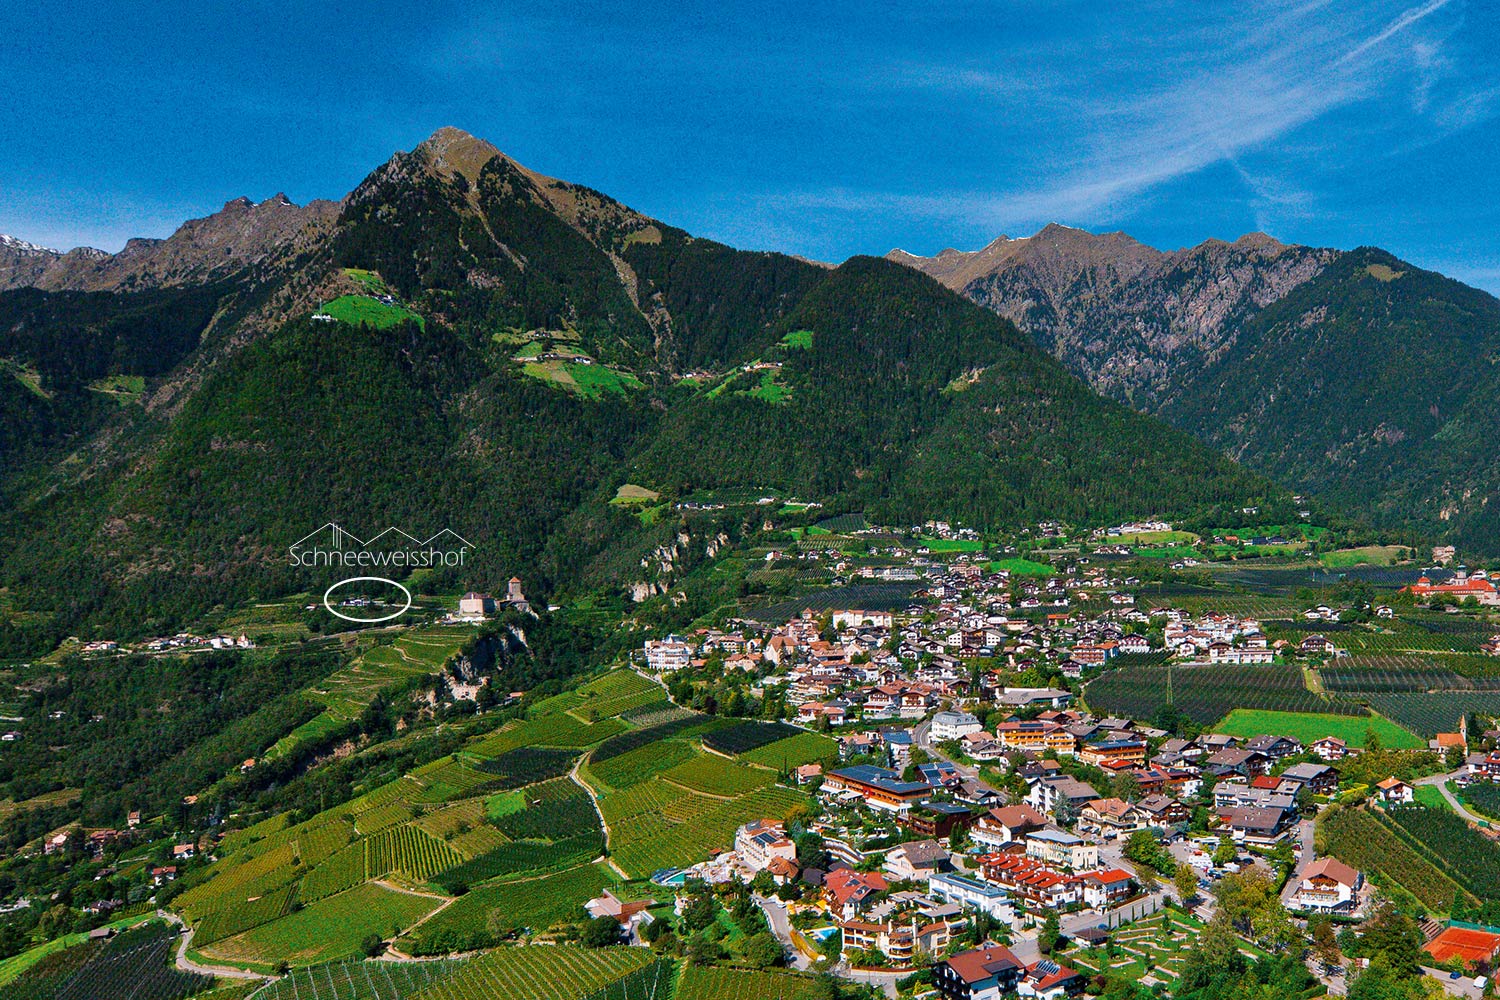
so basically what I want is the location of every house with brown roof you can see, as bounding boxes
[1376,777,1414,804]
[935,944,1025,1000]
[1291,858,1362,912]
[972,804,1049,849]
[1077,798,1147,837]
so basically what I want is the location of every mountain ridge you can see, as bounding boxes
[0,128,1280,649]
[889,224,1500,551]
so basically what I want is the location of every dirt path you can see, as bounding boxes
[570,755,629,878]
[361,881,456,960]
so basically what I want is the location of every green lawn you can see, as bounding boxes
[521,359,643,398]
[570,363,644,398]
[986,556,1053,576]
[200,883,441,967]
[1414,785,1451,811]
[1215,709,1422,749]
[342,267,389,294]
[611,484,662,504]
[316,295,423,330]
[87,373,146,405]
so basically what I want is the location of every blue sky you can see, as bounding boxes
[3,0,1497,290]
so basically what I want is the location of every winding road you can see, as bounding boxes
[1415,770,1488,826]
[157,911,270,981]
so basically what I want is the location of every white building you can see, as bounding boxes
[734,819,797,872]
[1292,858,1362,912]
[927,870,1014,920]
[930,710,984,742]
[1024,828,1099,870]
[643,636,693,672]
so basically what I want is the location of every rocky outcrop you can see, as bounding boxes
[890,225,1334,409]
[0,195,340,293]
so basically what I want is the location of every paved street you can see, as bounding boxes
[1415,770,1487,825]
[1279,817,1317,906]
[754,894,817,971]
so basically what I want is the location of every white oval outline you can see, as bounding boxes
[323,576,412,623]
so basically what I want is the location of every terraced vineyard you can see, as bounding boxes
[1383,804,1500,900]
[568,671,664,721]
[604,781,808,877]
[1322,806,1473,911]
[408,945,658,1000]
[247,959,466,1000]
[1086,663,1365,725]
[471,747,578,788]
[738,732,839,769]
[200,884,441,968]
[407,865,616,951]
[702,721,802,756]
[310,628,474,720]
[172,667,814,970]
[194,883,298,947]
[365,825,463,881]
[659,754,774,796]
[588,742,695,791]
[1358,693,1500,739]
[54,924,212,1000]
[1322,660,1500,692]
[675,965,826,1000]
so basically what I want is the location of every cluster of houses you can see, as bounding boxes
[136,633,255,653]
[635,552,1388,738]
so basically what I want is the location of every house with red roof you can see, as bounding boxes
[823,868,889,920]
[1018,957,1086,999]
[1404,570,1500,606]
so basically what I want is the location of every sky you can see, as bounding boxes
[2,0,1497,290]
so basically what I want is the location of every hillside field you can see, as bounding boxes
[1215,709,1422,749]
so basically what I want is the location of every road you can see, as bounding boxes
[1279,818,1317,906]
[838,965,905,998]
[1415,771,1488,826]
[754,894,816,971]
[158,911,270,981]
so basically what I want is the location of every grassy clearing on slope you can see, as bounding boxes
[779,329,813,350]
[316,295,423,330]
[87,373,146,405]
[1322,545,1408,568]
[611,484,662,504]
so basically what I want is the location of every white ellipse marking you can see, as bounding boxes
[323,576,412,623]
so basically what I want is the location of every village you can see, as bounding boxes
[628,539,1500,998]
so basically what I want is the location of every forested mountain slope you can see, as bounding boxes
[0,129,1280,650]
[891,228,1500,552]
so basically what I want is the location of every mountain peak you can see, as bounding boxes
[0,234,59,256]
[414,126,506,185]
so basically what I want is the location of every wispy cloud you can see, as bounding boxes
[782,0,1474,234]
[1337,0,1454,66]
